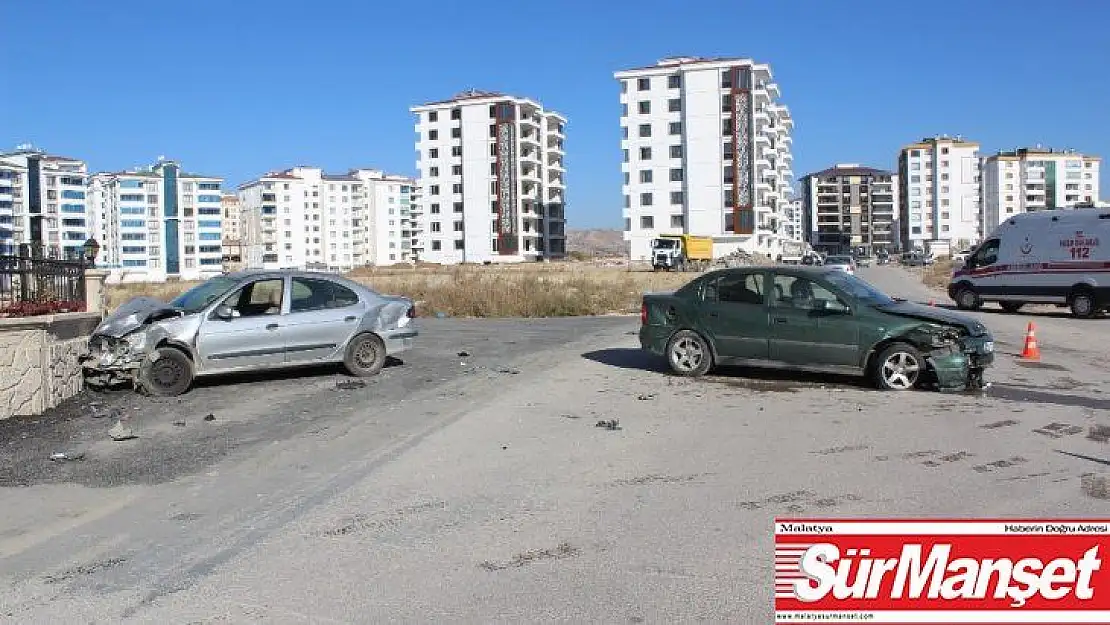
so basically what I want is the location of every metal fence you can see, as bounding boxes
[0,244,87,314]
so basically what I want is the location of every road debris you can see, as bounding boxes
[1082,474,1110,500]
[335,380,367,390]
[49,451,85,462]
[108,420,137,441]
[203,413,216,422]
[457,351,470,357]
[636,393,656,401]
[172,419,186,427]
[495,366,521,375]
[1088,425,1110,443]
[595,419,621,431]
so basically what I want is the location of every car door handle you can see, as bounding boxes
[344,316,356,322]
[773,317,788,324]
[266,323,280,330]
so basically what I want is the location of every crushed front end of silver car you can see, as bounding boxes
[80,297,189,389]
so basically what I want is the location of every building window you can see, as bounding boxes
[670,168,683,182]
[640,147,652,160]
[453,221,464,232]
[429,130,438,140]
[639,124,651,138]
[623,149,629,163]
[430,203,440,214]
[624,194,630,208]
[454,202,463,213]
[670,145,683,159]
[431,222,441,232]
[452,183,463,193]
[451,146,462,157]
[668,75,681,89]
[640,216,654,229]
[430,185,440,195]
[668,98,681,112]
[430,167,439,177]
[638,101,650,114]
[637,77,649,91]
[941,147,949,155]
[428,111,438,122]
[452,165,462,175]
[670,214,683,227]
[454,240,464,250]
[670,191,684,205]
[669,122,682,135]
[640,170,652,183]
[451,127,461,138]
[451,108,461,120]
[640,193,653,206]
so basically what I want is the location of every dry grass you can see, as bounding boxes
[105,264,696,318]
[921,259,956,290]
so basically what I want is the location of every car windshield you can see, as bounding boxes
[652,239,678,249]
[823,271,895,305]
[168,276,241,313]
[826,256,852,265]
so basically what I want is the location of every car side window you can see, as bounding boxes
[290,278,360,313]
[771,275,845,312]
[971,240,1000,267]
[716,273,764,305]
[222,278,284,317]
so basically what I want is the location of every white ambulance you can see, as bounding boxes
[947,209,1110,318]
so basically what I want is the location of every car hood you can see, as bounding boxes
[93,296,185,338]
[873,301,989,336]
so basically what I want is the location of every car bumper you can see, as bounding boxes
[382,327,418,355]
[929,335,995,391]
[639,325,670,356]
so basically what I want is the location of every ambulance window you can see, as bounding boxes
[973,240,1000,267]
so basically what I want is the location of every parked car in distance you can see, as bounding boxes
[824,255,856,274]
[951,248,973,264]
[639,266,994,391]
[81,270,419,396]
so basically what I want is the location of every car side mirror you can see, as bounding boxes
[214,305,236,320]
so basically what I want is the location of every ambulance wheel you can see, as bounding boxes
[999,301,1024,314]
[1069,287,1097,319]
[954,286,981,311]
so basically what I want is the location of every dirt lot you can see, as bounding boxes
[1,265,1108,622]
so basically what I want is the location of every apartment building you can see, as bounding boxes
[897,135,981,251]
[238,167,417,271]
[981,147,1101,232]
[782,197,804,243]
[88,159,224,282]
[410,90,567,264]
[614,56,794,261]
[801,164,899,255]
[220,194,245,270]
[0,145,89,258]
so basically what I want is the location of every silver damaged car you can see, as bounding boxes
[81,270,419,396]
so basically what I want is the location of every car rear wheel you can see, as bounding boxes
[1070,289,1097,319]
[954,286,981,311]
[999,301,1024,313]
[872,343,924,391]
[344,332,387,377]
[138,347,194,397]
[665,330,712,377]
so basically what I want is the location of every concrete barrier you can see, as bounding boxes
[0,312,101,419]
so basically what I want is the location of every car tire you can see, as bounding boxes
[954,286,981,311]
[138,347,194,397]
[999,301,1024,314]
[872,342,925,391]
[343,332,387,377]
[1070,288,1097,319]
[665,330,713,377]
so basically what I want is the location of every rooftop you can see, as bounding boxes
[804,164,895,179]
[615,56,772,76]
[987,145,1099,160]
[412,89,562,117]
[902,135,980,151]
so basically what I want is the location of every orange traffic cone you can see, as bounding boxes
[1019,322,1040,361]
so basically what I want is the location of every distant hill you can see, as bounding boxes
[566,229,627,257]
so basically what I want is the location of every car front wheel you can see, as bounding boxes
[344,332,387,377]
[955,286,981,311]
[138,347,194,397]
[872,343,924,391]
[665,330,712,377]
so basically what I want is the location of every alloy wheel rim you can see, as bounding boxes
[1076,296,1092,315]
[960,290,975,307]
[881,352,920,389]
[152,359,182,388]
[354,340,377,368]
[671,338,704,372]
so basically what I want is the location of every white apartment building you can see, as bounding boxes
[897,135,981,251]
[221,193,242,242]
[614,56,794,261]
[782,197,803,242]
[981,147,1101,232]
[0,145,89,258]
[88,159,224,282]
[411,90,568,263]
[238,167,417,271]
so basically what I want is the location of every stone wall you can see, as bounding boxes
[0,313,101,420]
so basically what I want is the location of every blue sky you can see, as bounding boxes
[2,0,1107,228]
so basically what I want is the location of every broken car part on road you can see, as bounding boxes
[639,266,994,392]
[81,270,418,397]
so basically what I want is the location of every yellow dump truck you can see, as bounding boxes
[651,234,714,271]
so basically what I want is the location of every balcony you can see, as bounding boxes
[755,134,771,147]
[754,109,771,125]
[519,131,542,147]
[765,82,781,99]
[520,166,542,184]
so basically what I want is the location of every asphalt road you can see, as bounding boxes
[1,266,1108,623]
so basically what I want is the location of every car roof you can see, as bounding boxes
[220,269,380,294]
[703,265,838,278]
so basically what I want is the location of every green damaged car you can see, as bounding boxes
[639,266,994,392]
